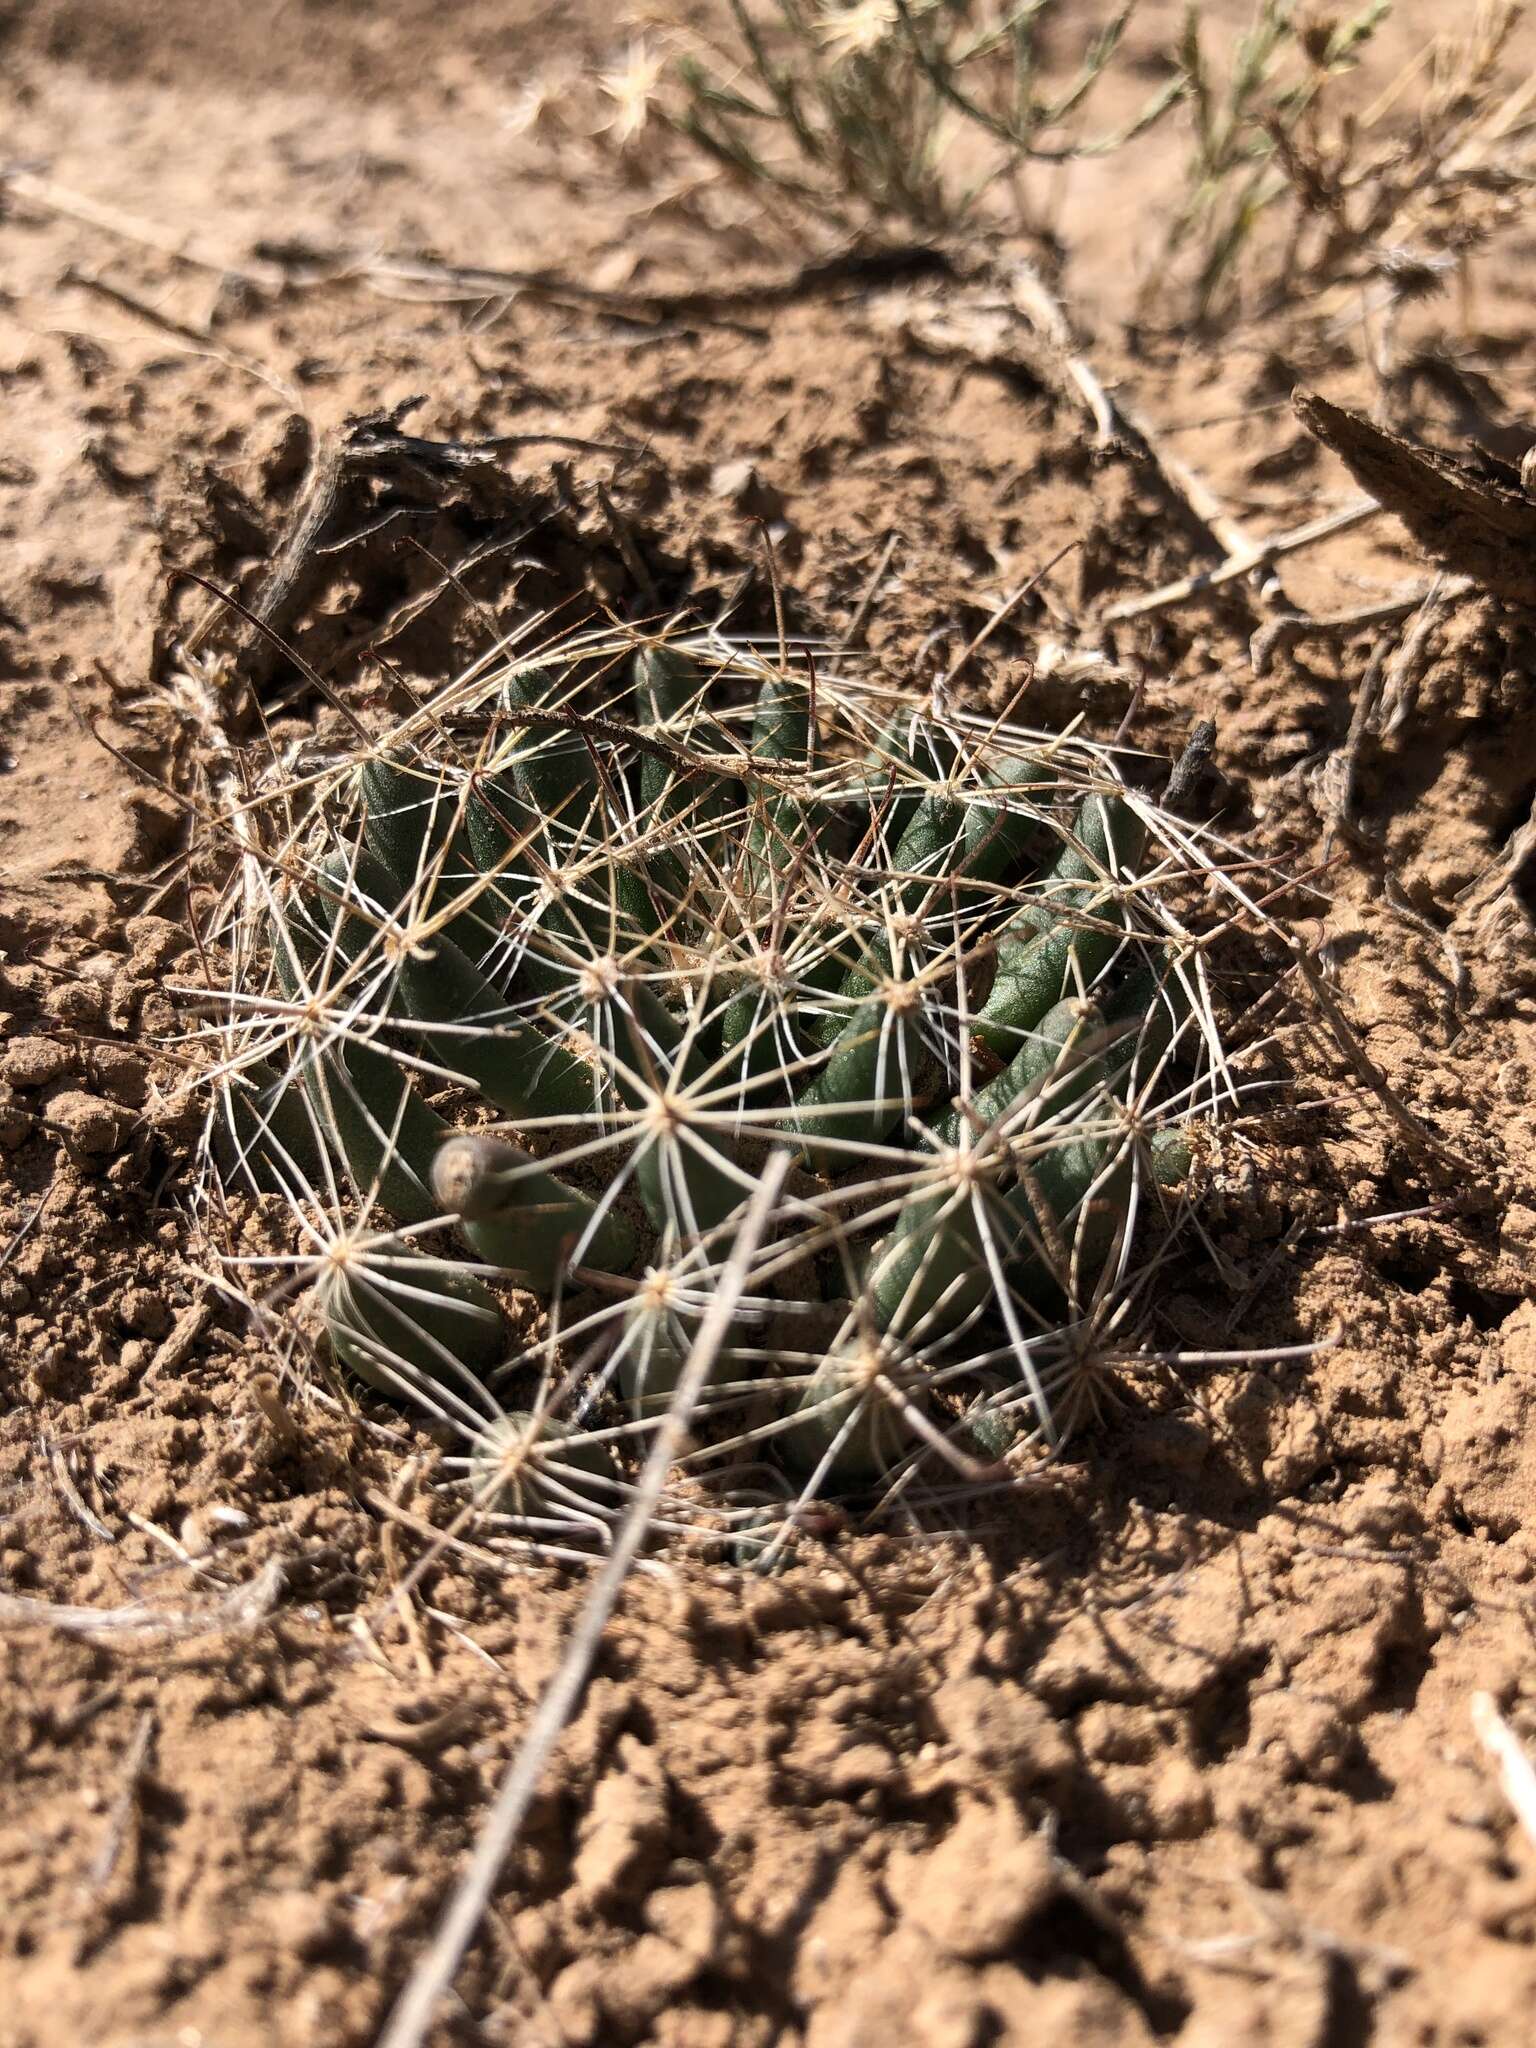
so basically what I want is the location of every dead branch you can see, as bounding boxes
[0,1557,286,1643]
[1295,388,1536,604]
[374,1154,793,2048]
[1100,499,1381,626]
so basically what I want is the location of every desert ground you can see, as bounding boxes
[3,2,1536,2043]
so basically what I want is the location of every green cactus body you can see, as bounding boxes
[1005,1120,1126,1311]
[613,980,745,1239]
[963,1399,1021,1462]
[742,668,812,898]
[823,755,1051,1044]
[500,666,655,973]
[357,753,499,962]
[635,646,738,909]
[792,995,924,1170]
[615,1288,693,1416]
[323,1255,505,1395]
[212,640,1218,1511]
[320,846,597,1123]
[502,667,598,820]
[974,793,1148,1055]
[461,776,536,924]
[468,1410,616,1514]
[944,997,1106,1145]
[783,1343,917,1484]
[1150,1126,1194,1185]
[958,754,1055,881]
[214,1058,323,1197]
[613,1282,744,1419]
[814,792,960,1043]
[866,1172,992,1343]
[871,1002,1112,1340]
[358,752,441,882]
[462,768,658,993]
[857,710,958,849]
[304,1036,450,1225]
[271,914,449,1224]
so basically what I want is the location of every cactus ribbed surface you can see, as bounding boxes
[203,625,1219,1551]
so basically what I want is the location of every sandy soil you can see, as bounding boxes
[3,3,1536,2044]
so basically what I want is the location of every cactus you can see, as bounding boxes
[199,620,1232,1554]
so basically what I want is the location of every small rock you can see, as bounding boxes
[91,1047,149,1109]
[1142,1757,1213,1840]
[805,1926,984,2048]
[710,457,786,521]
[644,1880,720,1966]
[886,1801,1056,1960]
[547,1957,604,2044]
[178,1505,252,1557]
[819,1740,899,1796]
[1246,1691,1353,1784]
[793,1862,891,2007]
[119,1287,173,1338]
[599,1933,698,2034]
[572,1736,669,1905]
[508,1903,559,1980]
[44,980,106,1031]
[1138,1415,1211,1470]
[1076,1703,1166,1766]
[261,1889,343,1962]
[47,1088,126,1159]
[977,1971,1156,2046]
[931,1675,1073,1785]
[0,1089,30,1150]
[1,1036,68,1090]
[124,921,191,974]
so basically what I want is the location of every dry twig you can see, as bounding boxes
[3,167,288,287]
[87,1710,156,1893]
[1472,1692,1536,1856]
[1249,585,1460,676]
[374,1154,792,2048]
[1100,499,1381,626]
[41,1437,116,1545]
[840,531,901,652]
[0,1557,286,1642]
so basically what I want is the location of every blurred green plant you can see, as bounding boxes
[1162,0,1394,317]
[647,0,1185,229]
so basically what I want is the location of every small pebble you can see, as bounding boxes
[45,982,106,1031]
[119,1287,172,1338]
[1,1036,68,1090]
[0,1092,30,1150]
[48,1088,125,1158]
[179,1505,251,1557]
[92,1047,149,1108]
[124,914,190,974]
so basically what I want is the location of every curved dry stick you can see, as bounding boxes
[373,1150,792,2048]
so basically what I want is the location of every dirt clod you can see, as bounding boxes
[44,1088,126,1159]
[887,1802,1058,1961]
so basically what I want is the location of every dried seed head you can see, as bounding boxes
[431,1133,532,1221]
[579,953,623,1004]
